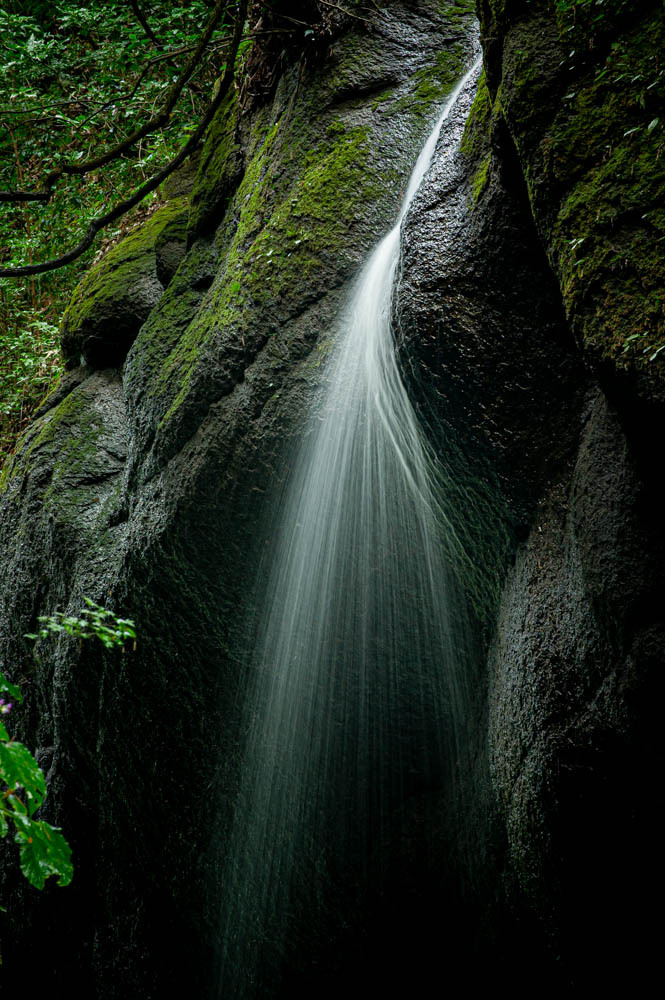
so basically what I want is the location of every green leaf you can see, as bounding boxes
[30,600,135,650]
[15,816,74,889]
[0,739,47,813]
[0,670,22,703]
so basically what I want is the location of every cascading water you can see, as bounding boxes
[218,58,483,997]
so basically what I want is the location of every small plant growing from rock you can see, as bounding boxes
[1,599,136,907]
[26,596,136,651]
[0,671,73,902]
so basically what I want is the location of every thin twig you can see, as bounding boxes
[317,1,372,23]
[363,0,389,18]
[128,0,162,49]
[0,40,220,118]
[7,127,36,304]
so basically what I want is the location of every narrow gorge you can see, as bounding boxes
[1,1,662,996]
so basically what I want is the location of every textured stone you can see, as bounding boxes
[397,2,665,986]
[478,0,665,395]
[0,3,480,995]
[2,0,663,993]
[60,197,188,369]
[487,391,664,988]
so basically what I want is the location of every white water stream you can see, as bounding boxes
[218,58,482,996]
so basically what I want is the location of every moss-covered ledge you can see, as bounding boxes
[60,196,189,371]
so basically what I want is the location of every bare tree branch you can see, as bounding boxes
[128,0,162,49]
[317,1,371,22]
[0,0,248,278]
[0,0,234,206]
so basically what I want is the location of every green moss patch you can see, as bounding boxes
[460,71,495,204]
[125,8,478,458]
[188,89,244,237]
[155,113,391,430]
[60,197,188,369]
[1,372,127,535]
[492,2,665,372]
[390,42,471,119]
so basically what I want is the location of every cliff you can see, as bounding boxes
[399,0,664,987]
[1,0,662,994]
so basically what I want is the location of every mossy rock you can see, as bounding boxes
[126,2,479,471]
[460,70,495,204]
[60,197,189,370]
[188,89,244,237]
[482,0,665,380]
[1,6,483,993]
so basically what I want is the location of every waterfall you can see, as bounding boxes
[218,58,483,997]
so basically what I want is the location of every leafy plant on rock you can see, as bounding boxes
[0,671,73,901]
[26,596,137,651]
[1,598,136,906]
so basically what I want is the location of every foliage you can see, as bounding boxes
[551,2,665,366]
[1,599,136,904]
[0,671,73,900]
[0,314,61,455]
[0,1,231,455]
[26,596,137,650]
[555,0,634,17]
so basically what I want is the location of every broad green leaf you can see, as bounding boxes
[15,817,74,889]
[0,740,47,813]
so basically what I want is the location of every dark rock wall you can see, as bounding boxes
[477,0,665,986]
[478,0,665,390]
[489,389,663,988]
[396,0,665,988]
[0,2,481,996]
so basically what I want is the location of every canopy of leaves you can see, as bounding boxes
[0,0,232,455]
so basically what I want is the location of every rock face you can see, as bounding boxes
[1,0,663,993]
[0,3,482,996]
[60,197,189,369]
[479,0,665,391]
[398,0,665,988]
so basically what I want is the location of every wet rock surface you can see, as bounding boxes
[1,0,663,993]
[489,390,664,989]
[398,66,586,529]
[0,3,480,996]
[396,1,665,988]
